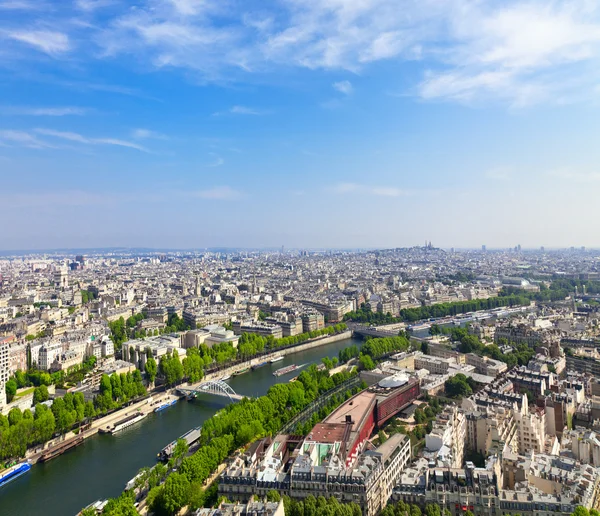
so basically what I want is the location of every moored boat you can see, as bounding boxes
[110,412,147,434]
[154,399,178,413]
[0,461,31,487]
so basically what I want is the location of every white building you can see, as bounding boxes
[38,342,63,370]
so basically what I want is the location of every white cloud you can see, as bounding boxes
[6,1,600,105]
[6,30,70,55]
[3,106,87,116]
[212,105,270,116]
[34,128,148,151]
[75,0,115,11]
[0,1,39,9]
[189,186,241,200]
[132,128,168,140]
[332,80,353,95]
[0,129,55,148]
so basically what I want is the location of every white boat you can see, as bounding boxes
[111,412,147,434]
[220,374,231,381]
[269,356,284,363]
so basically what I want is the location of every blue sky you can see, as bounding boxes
[2,0,600,250]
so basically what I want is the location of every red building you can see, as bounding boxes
[321,375,421,466]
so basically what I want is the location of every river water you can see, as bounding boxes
[0,336,362,516]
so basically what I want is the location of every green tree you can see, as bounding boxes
[425,504,441,516]
[33,385,49,404]
[573,507,590,516]
[158,472,190,515]
[358,354,375,371]
[5,379,17,402]
[266,490,281,502]
[145,353,158,385]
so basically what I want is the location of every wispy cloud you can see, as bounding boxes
[0,1,40,9]
[2,106,87,116]
[5,1,600,106]
[332,183,408,197]
[5,30,70,55]
[34,128,148,152]
[75,0,116,11]
[131,128,168,140]
[213,105,270,116]
[333,80,353,95]
[189,186,241,200]
[0,129,55,149]
[205,154,224,167]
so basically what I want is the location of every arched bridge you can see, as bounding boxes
[178,379,246,402]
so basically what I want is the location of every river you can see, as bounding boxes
[0,336,362,516]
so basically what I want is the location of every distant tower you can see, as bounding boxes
[195,275,201,297]
[482,245,487,252]
[182,281,188,297]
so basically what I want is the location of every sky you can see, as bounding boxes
[2,0,600,251]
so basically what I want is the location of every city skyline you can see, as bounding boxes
[3,1,600,249]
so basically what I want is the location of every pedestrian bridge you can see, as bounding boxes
[177,380,247,402]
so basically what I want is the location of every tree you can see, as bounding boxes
[158,472,190,515]
[33,385,49,405]
[182,349,204,383]
[358,354,375,371]
[145,353,158,385]
[573,507,590,516]
[267,490,281,502]
[5,379,17,402]
[445,374,473,398]
[425,504,441,516]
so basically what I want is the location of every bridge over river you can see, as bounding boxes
[177,379,248,402]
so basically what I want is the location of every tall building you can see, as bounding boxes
[0,339,9,409]
[53,262,68,289]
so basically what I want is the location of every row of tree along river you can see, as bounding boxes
[0,336,363,516]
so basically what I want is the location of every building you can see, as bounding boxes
[466,354,507,377]
[220,376,419,515]
[220,432,411,516]
[38,342,64,370]
[184,326,239,348]
[232,321,283,340]
[415,354,456,375]
[194,501,284,516]
[425,405,466,468]
[301,311,325,333]
[0,338,9,409]
[122,335,185,370]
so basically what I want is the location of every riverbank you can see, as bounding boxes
[203,330,352,381]
[24,392,179,465]
[20,331,352,465]
[0,335,363,516]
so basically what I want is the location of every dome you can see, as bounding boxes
[378,373,409,388]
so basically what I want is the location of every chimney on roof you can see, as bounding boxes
[345,415,352,424]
